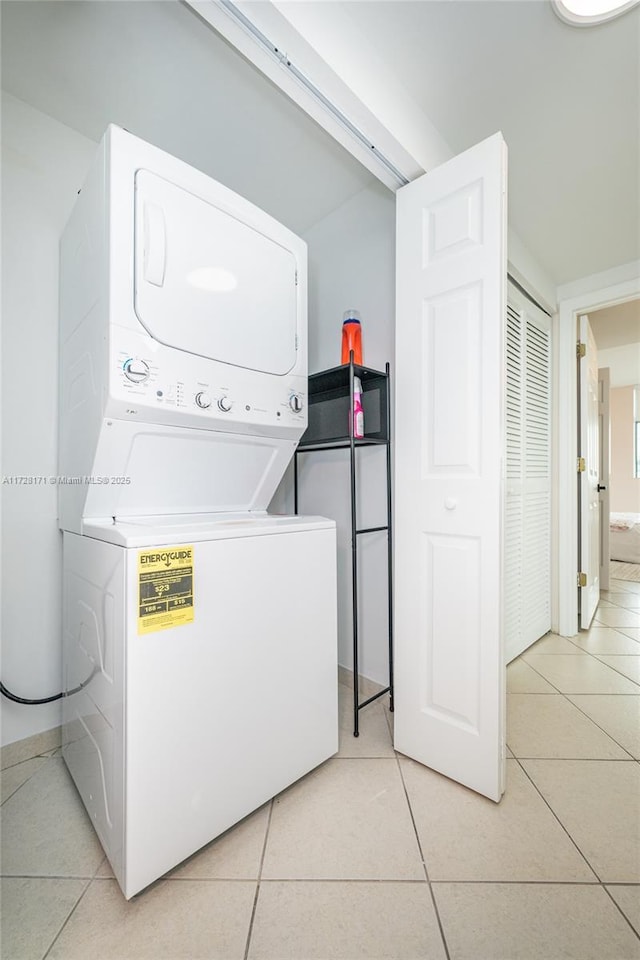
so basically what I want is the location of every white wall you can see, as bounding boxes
[508,228,556,313]
[609,386,640,514]
[272,181,396,685]
[306,182,396,374]
[1,93,97,746]
[598,343,640,388]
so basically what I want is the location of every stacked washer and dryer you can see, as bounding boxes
[58,126,338,899]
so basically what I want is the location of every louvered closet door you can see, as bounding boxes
[505,284,552,662]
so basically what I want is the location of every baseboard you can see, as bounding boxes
[1,725,62,770]
[338,665,388,701]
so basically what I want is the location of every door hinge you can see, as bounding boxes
[577,572,587,588]
[295,270,298,286]
[577,457,586,472]
[577,341,586,359]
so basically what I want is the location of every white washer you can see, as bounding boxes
[63,514,337,899]
[59,128,338,898]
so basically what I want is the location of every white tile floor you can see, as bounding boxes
[2,580,640,959]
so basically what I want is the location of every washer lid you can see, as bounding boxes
[134,170,299,375]
[83,513,335,547]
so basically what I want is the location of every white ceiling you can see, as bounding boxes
[333,0,640,286]
[1,0,638,287]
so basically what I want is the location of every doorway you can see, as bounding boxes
[557,278,640,637]
[588,299,640,583]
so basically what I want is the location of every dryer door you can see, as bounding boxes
[134,170,299,375]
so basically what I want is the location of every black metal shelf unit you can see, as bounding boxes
[294,357,394,737]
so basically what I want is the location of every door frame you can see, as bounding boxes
[556,273,640,636]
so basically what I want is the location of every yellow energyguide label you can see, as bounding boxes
[138,545,194,634]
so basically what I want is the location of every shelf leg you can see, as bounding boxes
[350,354,360,737]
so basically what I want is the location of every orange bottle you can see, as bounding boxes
[341,310,363,365]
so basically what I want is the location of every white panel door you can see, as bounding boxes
[598,367,611,592]
[395,133,507,802]
[580,315,601,627]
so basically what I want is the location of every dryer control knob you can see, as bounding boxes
[195,392,212,409]
[123,358,150,383]
[289,394,303,413]
[218,396,233,412]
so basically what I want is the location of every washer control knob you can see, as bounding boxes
[195,392,212,409]
[218,396,233,412]
[123,358,150,383]
[289,394,303,413]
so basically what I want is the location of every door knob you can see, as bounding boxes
[597,484,607,492]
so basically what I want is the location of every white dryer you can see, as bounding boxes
[58,127,338,899]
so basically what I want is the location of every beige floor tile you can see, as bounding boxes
[610,595,640,611]
[168,803,269,880]
[262,758,423,880]
[610,577,640,593]
[399,758,595,881]
[0,757,104,877]
[507,660,557,693]
[522,760,640,882]
[433,882,640,960]
[0,877,87,960]
[1,756,48,803]
[610,580,640,594]
[507,694,631,759]
[337,686,395,758]
[248,881,446,960]
[523,633,585,655]
[47,878,256,959]
[606,885,640,936]
[594,609,640,629]
[523,654,640,693]
[603,585,639,598]
[598,599,617,608]
[567,695,640,759]
[595,655,640,684]
[572,627,640,654]
[1,726,61,770]
[95,855,115,878]
[617,627,640,642]
[521,633,583,660]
